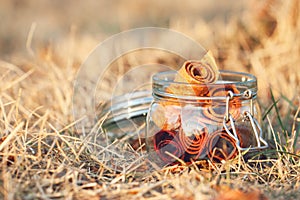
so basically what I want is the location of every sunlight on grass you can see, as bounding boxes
[0,0,299,199]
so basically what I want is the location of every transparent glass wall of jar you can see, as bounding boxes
[146,70,268,166]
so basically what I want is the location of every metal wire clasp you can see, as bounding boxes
[223,89,268,151]
[243,111,268,149]
[225,91,234,122]
[243,89,253,115]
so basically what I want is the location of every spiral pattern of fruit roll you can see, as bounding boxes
[153,130,184,164]
[167,51,219,97]
[178,127,208,161]
[175,51,219,84]
[200,84,241,125]
[206,129,238,163]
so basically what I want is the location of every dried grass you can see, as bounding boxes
[0,0,299,199]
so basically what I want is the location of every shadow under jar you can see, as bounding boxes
[146,70,268,166]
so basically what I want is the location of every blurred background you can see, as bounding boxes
[1,0,247,57]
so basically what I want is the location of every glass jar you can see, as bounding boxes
[146,70,268,166]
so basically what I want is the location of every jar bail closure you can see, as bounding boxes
[223,89,268,151]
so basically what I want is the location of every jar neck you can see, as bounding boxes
[152,70,258,102]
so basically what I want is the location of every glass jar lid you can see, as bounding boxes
[98,90,152,140]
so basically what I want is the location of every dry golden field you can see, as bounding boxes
[0,0,299,199]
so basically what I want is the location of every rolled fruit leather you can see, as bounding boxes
[152,51,224,130]
[148,50,250,165]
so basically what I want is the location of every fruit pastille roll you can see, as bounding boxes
[167,50,220,96]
